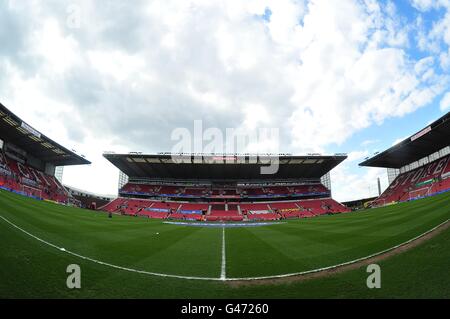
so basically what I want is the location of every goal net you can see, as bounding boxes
[376,199,386,207]
[22,185,42,199]
[408,187,430,200]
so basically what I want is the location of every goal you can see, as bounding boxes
[408,187,431,201]
[22,185,42,199]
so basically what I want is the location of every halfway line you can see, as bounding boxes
[220,227,226,280]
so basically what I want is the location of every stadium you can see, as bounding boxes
[0,101,449,300]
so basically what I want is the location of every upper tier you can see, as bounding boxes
[119,182,331,200]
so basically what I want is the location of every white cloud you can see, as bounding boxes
[440,92,450,111]
[414,2,450,69]
[411,0,439,12]
[347,150,370,162]
[32,18,81,73]
[0,0,447,199]
[361,139,379,146]
[332,164,388,202]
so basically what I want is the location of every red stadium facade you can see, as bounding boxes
[361,111,450,207]
[103,153,351,221]
[0,103,90,204]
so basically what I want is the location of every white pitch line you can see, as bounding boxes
[0,215,448,282]
[220,227,226,281]
[226,218,450,281]
[0,215,219,281]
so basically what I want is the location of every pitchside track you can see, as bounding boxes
[0,189,449,298]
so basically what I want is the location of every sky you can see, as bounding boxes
[1,0,450,201]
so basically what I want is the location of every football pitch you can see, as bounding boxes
[0,189,449,298]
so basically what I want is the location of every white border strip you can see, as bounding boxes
[163,221,286,227]
[0,215,448,282]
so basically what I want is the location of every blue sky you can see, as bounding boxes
[0,0,449,201]
[325,0,450,200]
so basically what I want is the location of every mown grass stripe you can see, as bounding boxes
[1,215,447,282]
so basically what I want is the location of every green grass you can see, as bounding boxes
[0,189,449,298]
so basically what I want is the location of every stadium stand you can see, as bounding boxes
[119,182,331,200]
[372,154,450,206]
[0,103,90,204]
[179,202,209,211]
[1,149,71,202]
[240,203,271,212]
[65,185,113,210]
[361,111,450,207]
[102,153,350,221]
[208,210,242,222]
[99,195,349,221]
